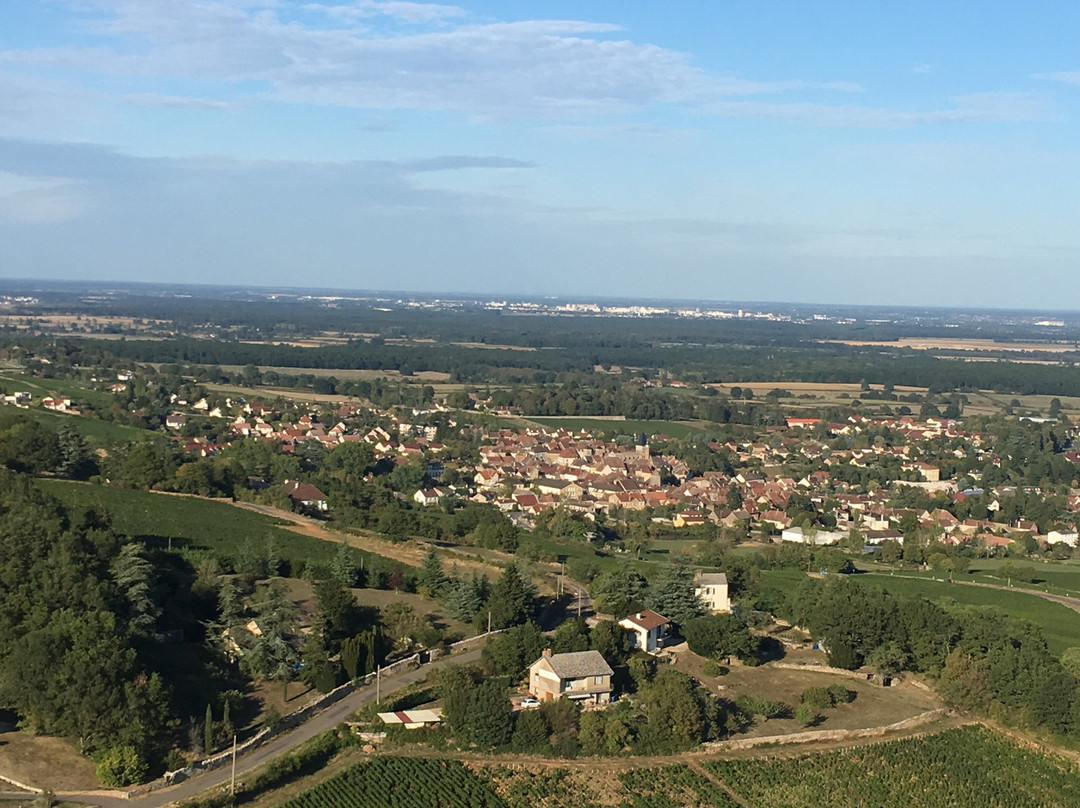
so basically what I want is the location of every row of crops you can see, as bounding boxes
[618,764,739,808]
[706,726,1080,808]
[279,727,1080,808]
[278,757,508,808]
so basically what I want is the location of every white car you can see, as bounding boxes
[519,696,540,708]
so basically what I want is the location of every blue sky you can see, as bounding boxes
[2,1,1079,307]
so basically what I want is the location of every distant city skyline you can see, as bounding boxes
[2,1,1080,307]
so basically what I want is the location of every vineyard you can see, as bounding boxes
[279,727,1080,808]
[705,725,1080,808]
[278,757,508,808]
[618,765,738,808]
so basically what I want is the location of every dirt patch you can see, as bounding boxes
[0,732,100,792]
[674,650,944,737]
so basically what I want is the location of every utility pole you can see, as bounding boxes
[487,610,492,634]
[376,664,381,705]
[230,734,237,796]
[577,588,582,618]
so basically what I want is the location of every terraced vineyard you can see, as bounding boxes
[706,725,1080,808]
[281,728,1080,808]
[278,757,507,808]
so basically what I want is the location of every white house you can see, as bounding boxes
[780,526,843,545]
[619,609,670,653]
[694,571,731,613]
[1048,530,1079,548]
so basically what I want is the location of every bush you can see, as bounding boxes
[736,694,790,720]
[827,683,853,704]
[702,659,727,677]
[96,745,148,787]
[800,687,833,710]
[795,703,822,727]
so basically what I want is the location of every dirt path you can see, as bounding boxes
[230,501,506,580]
[687,760,750,807]
[878,572,1080,615]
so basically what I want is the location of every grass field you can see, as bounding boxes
[526,417,714,440]
[858,572,1080,656]
[35,479,335,568]
[859,557,1080,599]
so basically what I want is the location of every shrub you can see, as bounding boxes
[736,694,790,720]
[795,703,822,727]
[800,687,833,710]
[827,683,853,704]
[96,745,148,787]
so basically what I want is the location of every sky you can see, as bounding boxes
[2,1,1080,307]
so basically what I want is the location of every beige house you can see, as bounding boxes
[694,571,731,613]
[528,649,613,705]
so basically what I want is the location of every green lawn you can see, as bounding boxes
[35,479,335,569]
[32,408,151,443]
[858,558,1080,599]
[858,572,1080,657]
[0,372,115,410]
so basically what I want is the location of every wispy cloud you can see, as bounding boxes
[305,1,465,24]
[707,92,1048,128]
[1033,70,1080,86]
[120,92,235,110]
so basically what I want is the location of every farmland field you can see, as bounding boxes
[857,573,1080,657]
[705,725,1080,808]
[34,479,335,567]
[279,757,507,808]
[278,727,1079,808]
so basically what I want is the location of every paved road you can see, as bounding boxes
[61,646,483,808]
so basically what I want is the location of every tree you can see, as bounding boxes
[482,622,545,677]
[56,423,96,480]
[552,618,590,654]
[591,568,647,617]
[646,564,704,626]
[464,680,513,747]
[683,614,758,661]
[590,620,629,665]
[487,563,536,629]
[204,704,213,755]
[511,708,550,753]
[418,545,446,598]
[111,543,159,637]
[96,745,148,787]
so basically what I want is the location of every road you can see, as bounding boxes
[60,646,483,808]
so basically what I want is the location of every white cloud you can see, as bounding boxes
[2,2,857,120]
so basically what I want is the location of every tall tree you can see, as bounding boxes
[487,563,536,629]
[646,564,704,626]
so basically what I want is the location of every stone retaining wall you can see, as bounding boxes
[703,708,951,752]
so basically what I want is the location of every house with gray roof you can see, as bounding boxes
[528,649,613,705]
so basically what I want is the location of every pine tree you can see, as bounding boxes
[418,545,446,597]
[111,543,159,637]
[487,563,536,630]
[646,563,704,626]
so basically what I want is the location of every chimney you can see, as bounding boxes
[636,613,643,620]
[542,648,552,659]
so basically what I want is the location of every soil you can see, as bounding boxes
[0,732,100,792]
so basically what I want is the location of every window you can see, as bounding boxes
[595,675,602,685]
